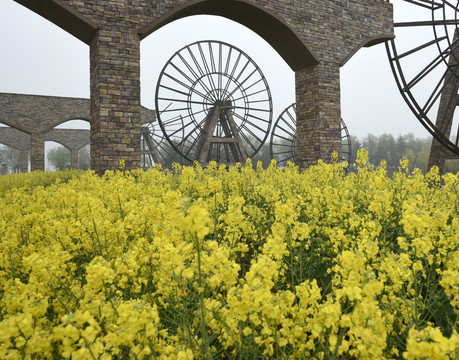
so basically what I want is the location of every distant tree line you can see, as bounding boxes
[350,133,459,174]
[250,132,458,174]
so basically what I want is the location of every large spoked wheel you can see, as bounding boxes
[155,40,273,165]
[386,0,459,155]
[270,103,352,167]
[141,122,183,168]
[269,104,297,166]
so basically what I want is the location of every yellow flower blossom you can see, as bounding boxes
[0,156,457,359]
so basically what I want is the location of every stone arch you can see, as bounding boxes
[47,140,69,150]
[45,129,90,170]
[53,118,91,130]
[139,0,318,71]
[13,0,98,44]
[340,34,395,67]
[0,126,30,173]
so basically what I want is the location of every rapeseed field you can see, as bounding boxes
[0,150,457,359]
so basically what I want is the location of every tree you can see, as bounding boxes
[445,159,459,173]
[0,145,20,173]
[403,148,416,172]
[79,145,90,170]
[251,141,272,169]
[416,143,430,173]
[362,134,378,165]
[374,134,397,169]
[47,146,70,171]
[396,134,407,160]
[349,135,362,165]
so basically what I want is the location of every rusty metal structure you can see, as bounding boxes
[387,0,459,172]
[140,122,178,168]
[156,40,272,167]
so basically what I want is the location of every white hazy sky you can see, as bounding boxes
[0,0,430,140]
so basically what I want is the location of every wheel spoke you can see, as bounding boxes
[157,97,212,106]
[394,19,456,27]
[162,72,208,100]
[232,105,271,114]
[197,43,218,98]
[176,53,215,99]
[398,0,443,11]
[156,40,272,163]
[421,67,450,114]
[404,51,445,90]
[394,36,447,61]
[277,122,296,136]
[386,0,459,157]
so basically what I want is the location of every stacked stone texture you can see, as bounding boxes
[13,0,393,173]
[0,126,90,171]
[0,93,155,171]
[427,32,459,173]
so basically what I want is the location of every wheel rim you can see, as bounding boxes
[386,0,459,155]
[269,103,297,166]
[141,122,183,167]
[155,40,273,164]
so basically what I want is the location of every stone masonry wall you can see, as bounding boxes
[0,93,155,171]
[0,126,90,171]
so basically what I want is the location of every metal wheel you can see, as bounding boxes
[386,0,459,155]
[141,122,182,168]
[269,103,297,166]
[270,103,352,167]
[341,120,352,163]
[155,40,273,165]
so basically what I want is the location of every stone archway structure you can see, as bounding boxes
[0,93,156,171]
[12,0,393,174]
[0,127,30,173]
[0,126,91,172]
[45,129,90,169]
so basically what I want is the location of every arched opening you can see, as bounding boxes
[54,119,90,130]
[140,0,317,72]
[46,119,90,171]
[0,123,30,173]
[340,44,428,141]
[0,143,21,174]
[141,15,296,168]
[45,141,70,171]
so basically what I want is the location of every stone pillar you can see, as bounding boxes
[428,140,447,174]
[19,149,29,173]
[428,31,459,174]
[30,133,45,171]
[295,63,341,169]
[70,149,79,169]
[89,28,141,175]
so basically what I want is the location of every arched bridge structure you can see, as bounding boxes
[0,93,156,171]
[0,127,30,173]
[12,0,393,174]
[45,129,91,170]
[0,126,91,172]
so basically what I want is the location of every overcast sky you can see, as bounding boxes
[0,0,432,140]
